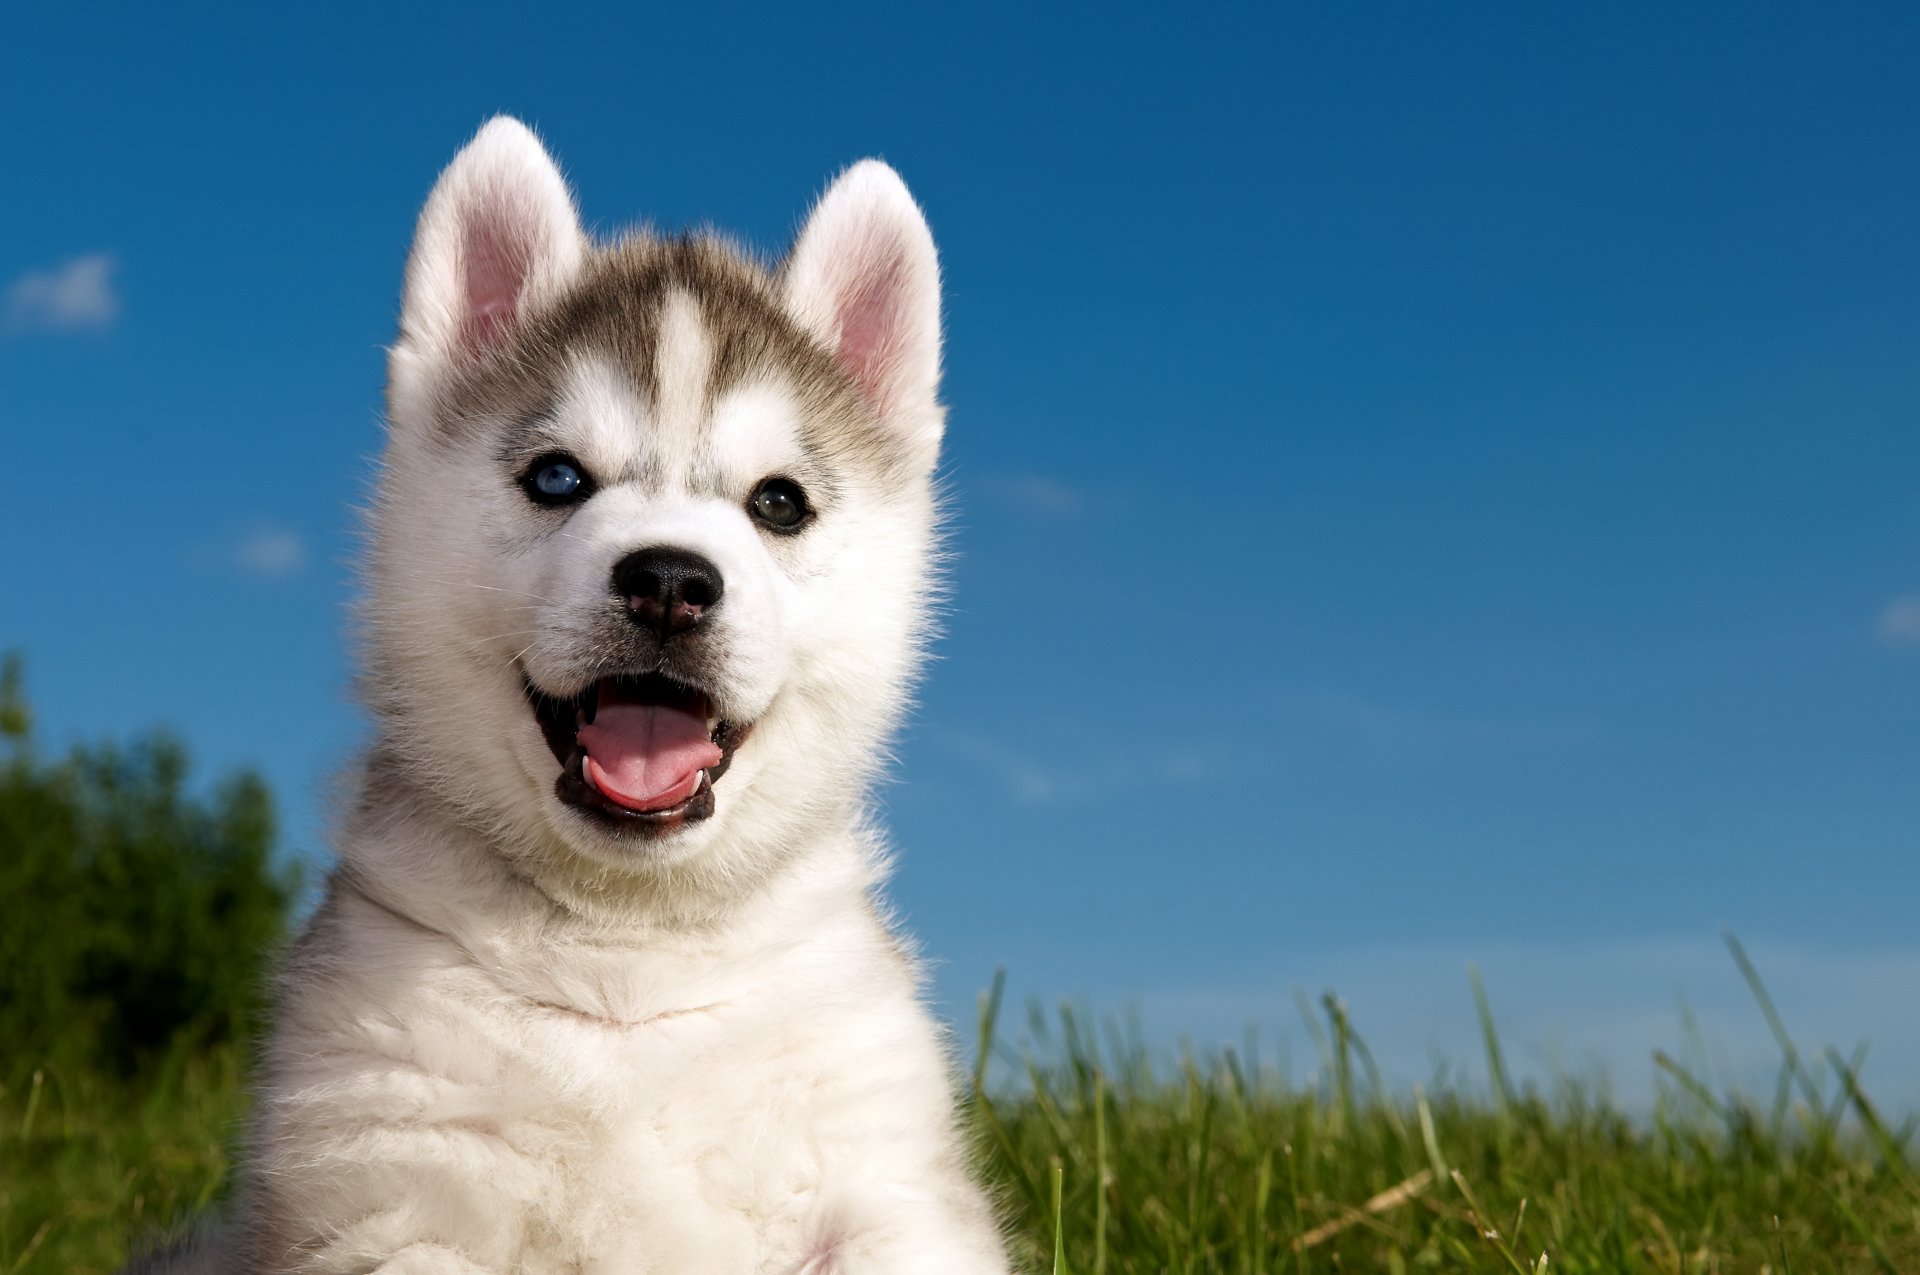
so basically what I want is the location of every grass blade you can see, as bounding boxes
[1468,965,1516,1114]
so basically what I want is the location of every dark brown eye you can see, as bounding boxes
[749,478,811,531]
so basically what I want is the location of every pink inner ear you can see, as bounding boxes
[833,254,908,411]
[459,208,531,357]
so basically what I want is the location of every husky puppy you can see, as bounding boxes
[131,118,1007,1273]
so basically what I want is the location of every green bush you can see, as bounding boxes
[0,654,297,1082]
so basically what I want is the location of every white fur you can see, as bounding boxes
[127,120,1005,1274]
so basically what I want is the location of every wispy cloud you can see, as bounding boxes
[4,254,119,333]
[926,727,1217,806]
[234,527,307,578]
[1304,686,1588,756]
[976,472,1085,519]
[1875,595,1920,646]
[927,729,1061,802]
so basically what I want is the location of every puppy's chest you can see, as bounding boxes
[479,1004,830,1270]
[287,894,904,1270]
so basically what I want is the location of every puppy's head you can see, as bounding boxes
[365,118,943,892]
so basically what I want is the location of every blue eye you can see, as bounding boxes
[536,463,579,496]
[521,453,591,506]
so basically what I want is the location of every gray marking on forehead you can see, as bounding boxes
[426,232,919,485]
[541,236,827,413]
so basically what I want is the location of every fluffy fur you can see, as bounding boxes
[127,117,1007,1274]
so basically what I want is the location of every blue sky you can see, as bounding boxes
[4,2,1919,1103]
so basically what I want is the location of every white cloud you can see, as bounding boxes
[4,254,119,333]
[977,472,1085,519]
[235,527,306,578]
[1875,595,1920,646]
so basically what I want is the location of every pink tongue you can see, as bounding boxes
[577,703,722,812]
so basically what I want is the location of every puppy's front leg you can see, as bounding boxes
[246,1114,546,1275]
[360,1243,501,1275]
[792,1189,1010,1275]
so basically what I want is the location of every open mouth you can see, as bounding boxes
[525,672,750,834]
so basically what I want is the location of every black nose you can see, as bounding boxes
[612,548,724,638]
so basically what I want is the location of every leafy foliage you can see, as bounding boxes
[0,654,297,1080]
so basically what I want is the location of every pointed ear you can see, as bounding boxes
[389,117,585,421]
[783,161,943,459]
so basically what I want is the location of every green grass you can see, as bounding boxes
[5,941,1916,1273]
[0,1050,244,1275]
[975,947,1919,1275]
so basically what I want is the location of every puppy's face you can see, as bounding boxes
[365,120,943,884]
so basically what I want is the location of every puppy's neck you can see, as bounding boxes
[338,744,879,953]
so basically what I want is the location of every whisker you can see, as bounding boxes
[452,630,540,647]
[428,578,555,604]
